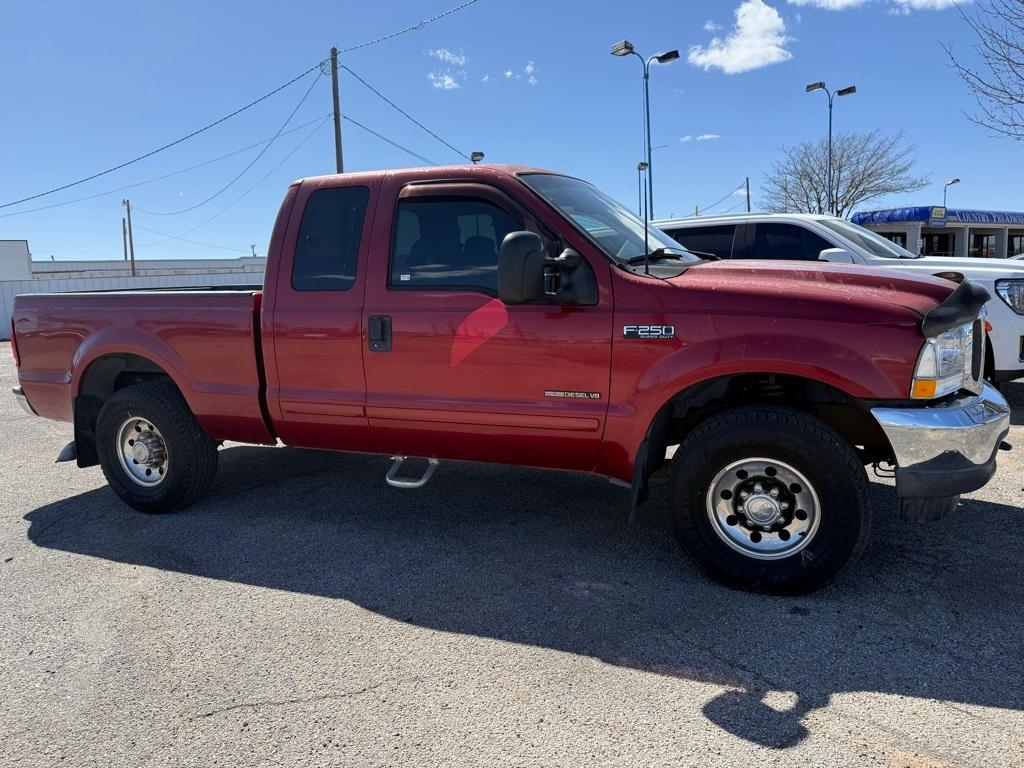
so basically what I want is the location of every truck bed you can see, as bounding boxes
[12,289,275,444]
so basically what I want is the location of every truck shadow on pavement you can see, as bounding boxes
[24,437,1024,751]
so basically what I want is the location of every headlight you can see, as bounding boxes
[911,321,974,399]
[995,279,1024,314]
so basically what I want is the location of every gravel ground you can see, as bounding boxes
[1,341,1022,767]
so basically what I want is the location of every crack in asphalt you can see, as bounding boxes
[191,679,390,720]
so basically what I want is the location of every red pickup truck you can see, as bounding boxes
[10,165,1011,592]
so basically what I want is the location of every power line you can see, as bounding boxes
[132,224,250,253]
[697,182,746,215]
[0,0,484,212]
[0,64,323,211]
[0,115,332,220]
[343,116,439,166]
[134,71,322,216]
[137,116,331,246]
[336,0,482,54]
[341,65,468,160]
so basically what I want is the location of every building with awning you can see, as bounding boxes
[850,207,1024,259]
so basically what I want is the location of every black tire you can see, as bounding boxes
[95,381,218,513]
[669,406,872,594]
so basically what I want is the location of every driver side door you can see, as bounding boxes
[361,180,614,471]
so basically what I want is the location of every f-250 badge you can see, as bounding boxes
[623,324,675,340]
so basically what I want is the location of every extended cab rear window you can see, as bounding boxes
[292,186,370,292]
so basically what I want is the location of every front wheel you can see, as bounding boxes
[96,381,218,513]
[669,406,873,594]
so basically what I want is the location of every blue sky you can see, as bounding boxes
[0,0,1016,261]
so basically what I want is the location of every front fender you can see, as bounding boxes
[597,324,919,482]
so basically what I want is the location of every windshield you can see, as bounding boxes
[519,173,700,264]
[817,217,922,259]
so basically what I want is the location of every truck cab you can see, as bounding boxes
[11,166,1012,593]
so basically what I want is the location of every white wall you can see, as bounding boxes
[1,272,263,340]
[0,241,32,280]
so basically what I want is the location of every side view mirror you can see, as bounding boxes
[819,247,855,264]
[497,231,597,305]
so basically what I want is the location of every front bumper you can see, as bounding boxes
[12,385,37,417]
[871,381,1010,499]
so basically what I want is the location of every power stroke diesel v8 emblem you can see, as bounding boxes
[623,324,675,340]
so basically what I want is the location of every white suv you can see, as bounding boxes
[655,213,1024,384]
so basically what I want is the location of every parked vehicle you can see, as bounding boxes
[10,166,1011,593]
[654,213,1024,385]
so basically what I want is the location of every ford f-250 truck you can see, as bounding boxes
[10,165,1012,593]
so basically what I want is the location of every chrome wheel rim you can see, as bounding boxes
[115,417,169,487]
[706,457,820,560]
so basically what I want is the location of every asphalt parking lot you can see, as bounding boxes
[1,341,1022,768]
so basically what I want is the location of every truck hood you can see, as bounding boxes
[670,260,954,320]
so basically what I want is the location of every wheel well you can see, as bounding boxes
[640,373,892,484]
[74,354,179,468]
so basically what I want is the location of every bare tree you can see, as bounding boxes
[947,0,1024,140]
[761,130,928,218]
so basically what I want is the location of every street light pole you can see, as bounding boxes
[806,81,856,216]
[612,41,678,221]
[943,177,960,209]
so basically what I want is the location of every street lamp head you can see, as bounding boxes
[655,50,680,64]
[611,40,635,57]
[805,81,826,93]
[836,85,857,96]
[470,151,485,164]
[946,178,960,186]
[637,161,649,171]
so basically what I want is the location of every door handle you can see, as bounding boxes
[368,315,392,352]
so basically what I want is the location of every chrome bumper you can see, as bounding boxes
[871,381,1010,498]
[12,386,37,416]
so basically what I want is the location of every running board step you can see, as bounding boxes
[386,455,439,489]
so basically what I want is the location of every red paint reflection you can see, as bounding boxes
[451,298,508,367]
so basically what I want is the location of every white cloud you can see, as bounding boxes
[428,72,460,90]
[428,48,467,66]
[696,133,722,141]
[679,135,693,143]
[481,73,490,82]
[688,0,793,74]
[703,20,722,31]
[524,61,536,75]
[504,69,514,78]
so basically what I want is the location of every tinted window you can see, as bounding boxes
[753,223,834,261]
[292,186,369,291]
[664,225,737,259]
[390,198,522,292]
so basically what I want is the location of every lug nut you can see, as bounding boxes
[770,488,779,498]
[740,491,749,500]
[754,483,763,493]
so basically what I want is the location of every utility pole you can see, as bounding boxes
[330,47,344,173]
[250,244,257,258]
[745,177,751,213]
[694,205,699,217]
[122,199,137,277]
[122,217,129,261]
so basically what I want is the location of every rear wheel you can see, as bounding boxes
[96,381,218,513]
[669,406,872,594]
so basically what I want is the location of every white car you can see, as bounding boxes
[655,213,1024,384]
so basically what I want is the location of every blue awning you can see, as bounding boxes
[852,207,1024,226]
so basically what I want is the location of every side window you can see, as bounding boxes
[664,225,737,259]
[753,223,834,261]
[292,186,370,291]
[390,198,522,293]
